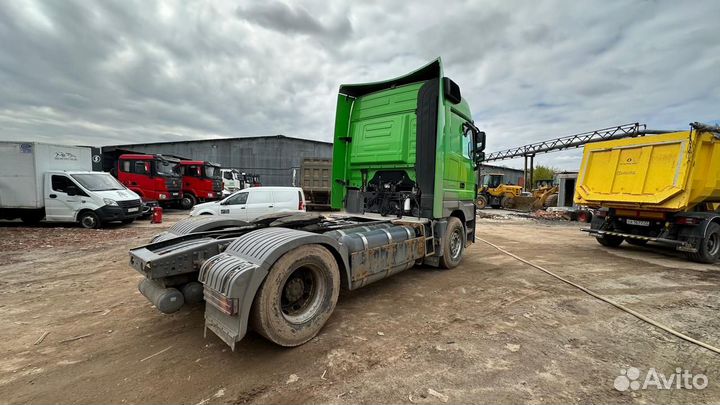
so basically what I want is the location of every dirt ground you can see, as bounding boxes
[1,211,720,404]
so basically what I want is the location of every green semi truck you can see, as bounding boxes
[127,59,486,349]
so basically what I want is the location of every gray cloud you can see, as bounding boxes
[0,0,718,170]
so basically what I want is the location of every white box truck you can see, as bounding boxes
[0,142,143,228]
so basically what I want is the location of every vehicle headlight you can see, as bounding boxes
[103,198,118,206]
[159,194,167,200]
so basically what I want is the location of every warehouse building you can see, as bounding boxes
[477,163,525,187]
[102,135,333,186]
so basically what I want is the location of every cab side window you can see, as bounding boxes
[51,175,86,196]
[51,175,75,193]
[134,161,148,175]
[227,192,248,205]
[462,129,472,160]
[120,161,131,173]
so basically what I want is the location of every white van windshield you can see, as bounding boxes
[71,173,125,191]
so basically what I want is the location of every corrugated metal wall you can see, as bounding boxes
[103,136,333,186]
[477,164,524,186]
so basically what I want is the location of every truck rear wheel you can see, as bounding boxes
[596,234,624,247]
[440,217,465,269]
[79,211,101,229]
[688,222,720,264]
[250,244,340,347]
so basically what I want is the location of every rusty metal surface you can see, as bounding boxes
[350,237,425,289]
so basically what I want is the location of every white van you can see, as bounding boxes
[190,186,305,220]
[0,142,142,228]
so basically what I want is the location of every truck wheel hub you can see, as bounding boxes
[284,277,305,303]
[281,266,323,324]
[450,229,462,259]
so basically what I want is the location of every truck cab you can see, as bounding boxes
[240,172,261,189]
[220,169,241,197]
[175,160,223,209]
[331,58,485,256]
[115,154,182,205]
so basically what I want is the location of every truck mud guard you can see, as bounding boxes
[198,227,349,350]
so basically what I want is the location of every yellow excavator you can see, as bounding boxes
[476,173,523,209]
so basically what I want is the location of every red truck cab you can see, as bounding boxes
[175,161,223,209]
[115,154,182,204]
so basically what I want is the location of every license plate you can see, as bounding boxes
[626,219,650,226]
[127,207,139,213]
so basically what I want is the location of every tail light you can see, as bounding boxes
[298,191,305,210]
[675,217,702,225]
[204,288,238,316]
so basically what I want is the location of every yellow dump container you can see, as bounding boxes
[575,128,720,211]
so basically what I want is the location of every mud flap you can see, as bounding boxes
[198,227,348,349]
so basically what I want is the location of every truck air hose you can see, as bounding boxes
[476,237,720,356]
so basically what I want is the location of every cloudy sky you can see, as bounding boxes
[0,0,718,169]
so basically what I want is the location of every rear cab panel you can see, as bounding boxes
[331,58,478,223]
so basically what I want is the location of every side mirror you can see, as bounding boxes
[66,185,78,196]
[475,131,486,153]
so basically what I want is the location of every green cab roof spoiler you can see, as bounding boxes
[339,58,443,98]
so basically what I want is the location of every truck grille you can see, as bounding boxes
[213,179,223,192]
[117,199,141,209]
[165,178,181,192]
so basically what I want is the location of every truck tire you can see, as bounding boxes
[250,244,340,347]
[476,195,488,209]
[688,222,720,263]
[440,217,465,269]
[79,211,101,229]
[596,234,624,247]
[180,194,196,210]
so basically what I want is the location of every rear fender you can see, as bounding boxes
[198,227,349,349]
[675,212,720,240]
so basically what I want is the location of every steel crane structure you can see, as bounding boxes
[482,123,667,191]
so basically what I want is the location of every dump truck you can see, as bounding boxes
[127,59,486,349]
[576,123,720,263]
[300,158,332,210]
